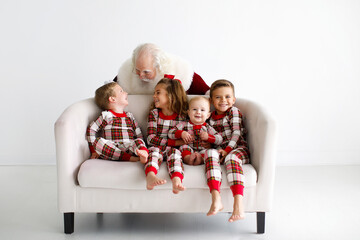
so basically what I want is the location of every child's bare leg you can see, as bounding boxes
[129,156,140,162]
[146,171,166,190]
[183,153,197,165]
[136,149,148,163]
[172,176,186,194]
[90,152,99,159]
[207,190,223,216]
[228,195,245,222]
[193,152,203,165]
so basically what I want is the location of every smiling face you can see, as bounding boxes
[135,53,157,82]
[210,86,236,114]
[111,84,128,108]
[153,84,170,111]
[188,97,211,125]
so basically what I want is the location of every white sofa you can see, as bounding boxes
[55,95,277,234]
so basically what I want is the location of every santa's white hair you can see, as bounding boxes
[131,43,171,75]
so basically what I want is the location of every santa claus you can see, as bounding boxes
[113,43,209,95]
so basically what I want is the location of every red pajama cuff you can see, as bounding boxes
[181,150,192,158]
[168,139,176,146]
[175,130,184,139]
[139,147,149,154]
[121,152,132,161]
[207,134,216,143]
[145,166,157,176]
[230,184,244,196]
[171,172,184,181]
[207,180,221,193]
[224,146,233,154]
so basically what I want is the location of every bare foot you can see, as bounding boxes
[136,149,148,164]
[207,190,223,216]
[146,172,166,190]
[172,176,186,194]
[183,153,197,165]
[228,195,245,222]
[193,152,203,165]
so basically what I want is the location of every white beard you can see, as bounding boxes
[116,55,193,95]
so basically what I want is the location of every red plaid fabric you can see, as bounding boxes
[168,121,222,153]
[147,109,186,150]
[87,111,147,161]
[145,109,186,179]
[207,106,250,196]
[209,106,249,157]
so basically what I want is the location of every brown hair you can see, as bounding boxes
[94,82,118,110]
[209,79,235,98]
[151,77,188,116]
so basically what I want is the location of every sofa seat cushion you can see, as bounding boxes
[78,159,257,190]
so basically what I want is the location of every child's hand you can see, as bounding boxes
[200,141,211,149]
[218,149,228,163]
[90,152,100,159]
[199,131,209,141]
[181,131,194,144]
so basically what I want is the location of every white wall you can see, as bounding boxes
[1,0,359,165]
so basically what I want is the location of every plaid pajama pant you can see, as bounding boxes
[145,109,187,180]
[145,146,184,180]
[94,138,146,161]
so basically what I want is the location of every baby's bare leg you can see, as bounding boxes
[183,153,197,165]
[207,190,223,216]
[136,149,148,163]
[146,172,166,190]
[228,195,245,222]
[129,156,140,162]
[193,152,204,165]
[172,176,186,194]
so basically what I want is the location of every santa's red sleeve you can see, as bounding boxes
[186,72,210,95]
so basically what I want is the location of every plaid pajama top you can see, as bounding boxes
[208,106,248,154]
[168,121,222,151]
[87,110,146,152]
[147,109,186,150]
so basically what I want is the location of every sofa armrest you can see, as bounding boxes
[54,98,101,211]
[235,98,277,210]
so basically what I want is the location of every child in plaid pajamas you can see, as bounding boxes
[87,82,148,163]
[168,96,222,166]
[145,76,189,194]
[206,79,250,222]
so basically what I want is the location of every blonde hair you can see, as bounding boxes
[189,96,210,110]
[209,79,235,98]
[151,77,188,116]
[94,82,118,110]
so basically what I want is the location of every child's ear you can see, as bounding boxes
[109,96,116,103]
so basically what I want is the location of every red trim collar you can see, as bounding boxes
[211,111,226,120]
[159,110,178,120]
[189,120,206,130]
[109,110,127,118]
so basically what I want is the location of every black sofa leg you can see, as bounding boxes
[64,212,74,234]
[257,212,265,234]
